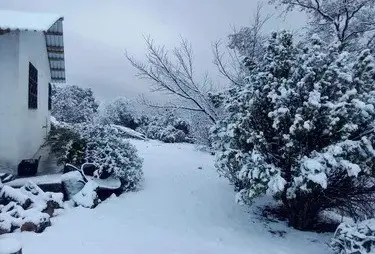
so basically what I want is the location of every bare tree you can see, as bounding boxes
[126,38,218,124]
[270,0,375,50]
[213,2,271,85]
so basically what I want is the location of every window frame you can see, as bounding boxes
[28,62,38,109]
[48,83,52,111]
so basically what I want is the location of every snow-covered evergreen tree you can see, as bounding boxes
[212,31,375,230]
[52,85,98,124]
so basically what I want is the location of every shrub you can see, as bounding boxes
[76,124,144,191]
[137,111,191,143]
[45,124,86,166]
[211,32,375,230]
[52,85,98,124]
[97,98,139,130]
[331,219,375,254]
[47,123,143,192]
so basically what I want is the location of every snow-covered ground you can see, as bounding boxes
[3,140,331,253]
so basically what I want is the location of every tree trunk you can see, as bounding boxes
[284,194,321,231]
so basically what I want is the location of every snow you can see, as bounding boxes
[0,10,62,32]
[85,176,121,190]
[0,237,21,254]
[0,186,29,206]
[6,174,62,188]
[6,140,330,254]
[112,124,147,140]
[72,181,99,208]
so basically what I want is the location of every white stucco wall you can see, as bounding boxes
[0,30,51,172]
[0,31,21,170]
[18,31,51,161]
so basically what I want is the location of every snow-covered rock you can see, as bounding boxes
[0,237,22,254]
[61,171,87,200]
[0,201,51,234]
[20,181,63,215]
[72,181,100,208]
[0,185,31,209]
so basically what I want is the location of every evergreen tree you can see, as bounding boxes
[212,31,375,230]
[52,85,98,124]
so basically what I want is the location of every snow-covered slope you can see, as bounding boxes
[3,140,330,254]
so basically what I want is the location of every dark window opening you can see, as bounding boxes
[28,63,38,109]
[48,83,52,110]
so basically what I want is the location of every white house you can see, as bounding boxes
[0,10,65,173]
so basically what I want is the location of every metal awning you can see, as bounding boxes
[46,19,65,83]
[0,10,66,83]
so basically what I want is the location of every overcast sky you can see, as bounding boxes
[0,0,305,101]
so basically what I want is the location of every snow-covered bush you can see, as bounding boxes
[52,85,98,124]
[47,122,144,192]
[76,124,144,191]
[137,111,191,143]
[331,219,375,254]
[97,98,139,130]
[212,31,375,230]
[45,124,87,166]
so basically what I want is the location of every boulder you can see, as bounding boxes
[0,185,32,209]
[0,238,22,254]
[20,218,51,233]
[21,211,51,233]
[0,218,12,235]
[61,171,87,200]
[20,181,64,211]
[72,181,100,208]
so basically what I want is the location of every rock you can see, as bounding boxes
[0,185,32,209]
[42,200,59,217]
[21,212,51,233]
[0,237,22,254]
[72,181,100,208]
[0,220,12,235]
[61,171,87,200]
[20,222,37,232]
[19,181,63,215]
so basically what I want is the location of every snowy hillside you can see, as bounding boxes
[4,140,330,253]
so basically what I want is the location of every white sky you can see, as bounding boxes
[0,0,306,101]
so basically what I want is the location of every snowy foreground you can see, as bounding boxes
[3,140,330,253]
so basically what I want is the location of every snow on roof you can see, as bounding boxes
[0,10,62,32]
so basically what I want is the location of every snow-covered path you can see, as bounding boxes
[8,140,330,254]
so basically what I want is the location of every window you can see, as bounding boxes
[28,63,38,109]
[48,83,52,110]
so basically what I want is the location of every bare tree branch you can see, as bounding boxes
[213,2,271,85]
[271,0,375,50]
[126,38,218,123]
